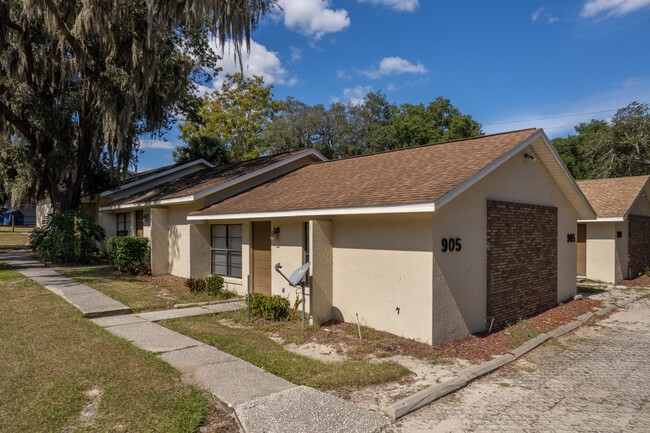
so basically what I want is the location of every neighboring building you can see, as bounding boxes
[186,129,594,344]
[98,149,327,278]
[576,175,650,283]
[35,159,215,226]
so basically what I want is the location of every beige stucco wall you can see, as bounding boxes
[615,220,629,281]
[310,220,333,325]
[150,208,169,275]
[270,218,307,309]
[585,222,616,283]
[331,213,435,344]
[431,146,579,343]
[167,203,204,278]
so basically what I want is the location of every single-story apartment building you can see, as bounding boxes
[576,175,650,283]
[36,158,215,226]
[184,128,595,344]
[98,149,327,277]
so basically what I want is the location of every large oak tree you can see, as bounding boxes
[0,0,274,211]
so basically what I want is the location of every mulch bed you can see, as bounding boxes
[243,298,603,364]
[618,274,650,288]
[435,298,602,361]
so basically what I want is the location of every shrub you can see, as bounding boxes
[106,236,150,274]
[206,275,225,295]
[29,211,105,264]
[247,293,290,320]
[184,277,206,293]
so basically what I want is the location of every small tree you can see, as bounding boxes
[30,211,105,264]
[178,73,282,162]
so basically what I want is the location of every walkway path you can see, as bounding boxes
[0,250,389,433]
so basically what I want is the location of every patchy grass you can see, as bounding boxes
[435,298,602,362]
[0,262,219,433]
[578,285,606,294]
[161,314,412,390]
[216,308,445,364]
[57,267,231,312]
[0,226,31,254]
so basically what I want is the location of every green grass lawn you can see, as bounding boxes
[161,314,412,390]
[0,262,212,433]
[58,268,222,312]
[0,226,31,254]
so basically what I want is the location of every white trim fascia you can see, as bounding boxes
[578,217,625,223]
[100,159,214,197]
[193,149,327,200]
[99,195,196,211]
[186,202,436,221]
[535,130,597,220]
[432,130,544,211]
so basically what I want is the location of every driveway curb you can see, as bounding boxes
[383,295,647,421]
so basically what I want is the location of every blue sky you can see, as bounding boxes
[138,0,650,171]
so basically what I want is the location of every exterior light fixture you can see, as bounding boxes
[270,226,280,240]
[524,153,536,161]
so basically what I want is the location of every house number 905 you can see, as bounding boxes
[441,238,462,252]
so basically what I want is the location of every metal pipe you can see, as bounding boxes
[247,274,250,322]
[356,313,362,339]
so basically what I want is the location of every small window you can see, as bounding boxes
[211,224,242,278]
[116,213,130,237]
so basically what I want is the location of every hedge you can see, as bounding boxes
[106,236,150,273]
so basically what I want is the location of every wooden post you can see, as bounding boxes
[11,214,14,232]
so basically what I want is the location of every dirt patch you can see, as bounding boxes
[332,355,471,412]
[197,398,239,433]
[279,340,350,362]
[60,385,103,433]
[599,297,650,331]
[618,274,650,288]
[435,298,602,361]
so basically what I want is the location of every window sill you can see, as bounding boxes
[213,276,242,286]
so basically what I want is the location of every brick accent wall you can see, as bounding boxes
[628,215,650,278]
[487,200,558,330]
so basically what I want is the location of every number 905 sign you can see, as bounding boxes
[441,237,462,252]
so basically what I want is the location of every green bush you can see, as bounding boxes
[247,293,290,320]
[106,236,150,274]
[206,275,225,295]
[29,211,105,264]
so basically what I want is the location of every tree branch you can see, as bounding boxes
[0,89,37,145]
[41,0,85,61]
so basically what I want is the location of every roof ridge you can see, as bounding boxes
[577,174,650,183]
[300,128,540,167]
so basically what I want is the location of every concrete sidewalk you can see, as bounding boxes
[1,250,389,433]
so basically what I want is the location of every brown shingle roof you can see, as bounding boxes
[577,175,650,218]
[190,129,540,217]
[105,149,316,207]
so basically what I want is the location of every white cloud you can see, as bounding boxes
[336,69,352,80]
[200,39,297,94]
[343,85,372,105]
[359,56,427,79]
[357,0,419,12]
[581,0,650,17]
[139,138,176,150]
[532,7,559,24]
[290,46,302,61]
[277,0,350,39]
[621,77,642,87]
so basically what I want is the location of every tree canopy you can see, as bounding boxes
[0,0,274,211]
[553,101,650,179]
[176,73,281,162]
[263,91,483,159]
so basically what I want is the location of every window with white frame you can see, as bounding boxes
[116,213,130,236]
[211,224,242,278]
